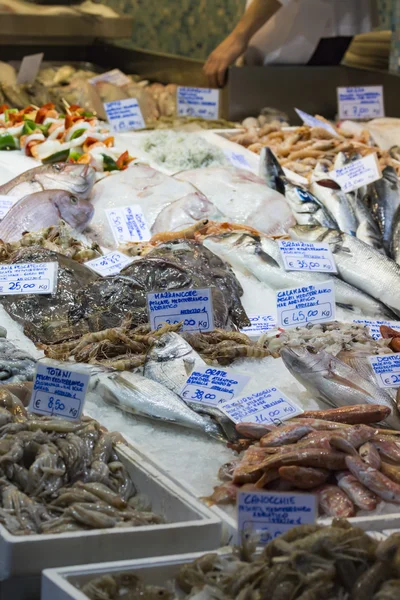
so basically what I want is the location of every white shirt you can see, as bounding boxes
[245,0,377,65]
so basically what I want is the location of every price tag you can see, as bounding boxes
[295,108,338,136]
[105,205,151,244]
[331,153,381,193]
[279,240,337,273]
[179,366,250,407]
[89,69,130,87]
[177,87,220,120]
[277,281,335,328]
[221,386,303,425]
[147,287,214,332]
[29,363,89,421]
[353,319,400,340]
[237,490,316,545]
[369,355,400,388]
[104,98,145,133]
[224,150,252,171]
[17,53,44,84]
[240,314,276,338]
[337,86,385,120]
[0,195,18,219]
[0,262,57,295]
[86,251,134,277]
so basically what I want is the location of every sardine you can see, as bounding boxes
[0,163,95,199]
[366,166,400,255]
[0,190,94,242]
[203,232,395,319]
[290,224,400,317]
[280,346,400,429]
[91,370,224,440]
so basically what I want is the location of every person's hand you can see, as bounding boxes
[203,32,247,88]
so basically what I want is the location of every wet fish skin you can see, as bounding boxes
[290,224,400,318]
[0,190,94,242]
[259,147,286,196]
[280,346,400,430]
[281,178,338,229]
[317,483,355,517]
[346,454,400,503]
[0,163,95,199]
[348,190,384,251]
[367,166,400,255]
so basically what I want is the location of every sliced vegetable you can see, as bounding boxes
[4,109,18,122]
[35,103,55,124]
[102,153,119,171]
[70,128,87,141]
[42,149,70,164]
[82,111,94,118]
[0,133,17,150]
[69,149,84,162]
[22,120,51,136]
[0,104,9,114]
[116,150,134,170]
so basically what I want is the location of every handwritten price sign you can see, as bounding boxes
[0,262,57,295]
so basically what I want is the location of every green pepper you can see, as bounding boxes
[69,149,83,161]
[42,149,70,164]
[82,111,94,118]
[0,133,17,150]
[102,153,119,171]
[4,109,17,122]
[58,114,65,119]
[22,120,51,136]
[70,128,86,140]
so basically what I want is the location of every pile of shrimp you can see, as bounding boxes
[229,120,400,180]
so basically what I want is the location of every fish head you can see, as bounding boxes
[206,232,260,251]
[289,224,337,243]
[281,347,332,377]
[150,332,192,362]
[50,190,94,232]
[283,180,320,212]
[36,164,96,199]
[259,147,285,195]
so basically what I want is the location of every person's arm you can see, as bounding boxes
[203,0,282,88]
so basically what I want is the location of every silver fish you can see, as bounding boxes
[259,147,286,196]
[144,332,237,441]
[290,224,400,318]
[0,163,96,199]
[0,190,94,242]
[366,166,400,256]
[203,232,395,319]
[392,206,400,265]
[281,346,400,429]
[92,370,224,440]
[281,179,338,229]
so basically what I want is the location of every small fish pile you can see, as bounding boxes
[78,521,400,600]
[0,397,163,535]
[207,406,400,518]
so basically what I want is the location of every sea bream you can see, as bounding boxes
[0,190,94,242]
[0,163,96,199]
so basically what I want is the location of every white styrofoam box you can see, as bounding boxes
[42,552,216,600]
[0,443,221,581]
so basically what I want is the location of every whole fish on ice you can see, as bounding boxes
[0,190,94,242]
[0,163,95,199]
[366,166,400,257]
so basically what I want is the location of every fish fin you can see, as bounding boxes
[323,370,370,396]
[183,357,195,376]
[255,247,280,267]
[336,303,354,311]
[316,179,341,190]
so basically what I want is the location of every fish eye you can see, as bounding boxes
[54,164,62,171]
[70,196,78,204]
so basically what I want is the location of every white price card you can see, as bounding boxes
[331,153,381,193]
[369,355,400,388]
[224,150,252,171]
[104,98,145,133]
[337,86,384,120]
[353,319,400,340]
[277,281,335,328]
[0,195,18,219]
[180,366,250,407]
[105,205,151,244]
[237,490,316,545]
[147,288,214,332]
[240,314,277,338]
[0,262,57,295]
[29,363,89,421]
[86,251,134,277]
[221,386,303,425]
[295,108,338,136]
[279,240,337,274]
[177,87,220,120]
[89,69,130,87]
[17,53,44,85]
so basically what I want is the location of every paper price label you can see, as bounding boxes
[369,355,400,388]
[279,240,337,274]
[105,205,151,244]
[180,366,250,407]
[29,363,90,421]
[86,251,134,277]
[238,491,316,545]
[353,319,400,340]
[295,108,338,136]
[331,154,381,193]
[221,386,303,425]
[17,53,44,85]
[0,262,57,295]
[337,86,384,120]
[147,288,214,332]
[224,150,252,171]
[277,281,335,328]
[104,98,145,133]
[240,314,276,338]
[0,195,18,219]
[89,69,130,87]
[177,87,220,120]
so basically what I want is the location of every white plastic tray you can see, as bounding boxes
[0,443,221,581]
